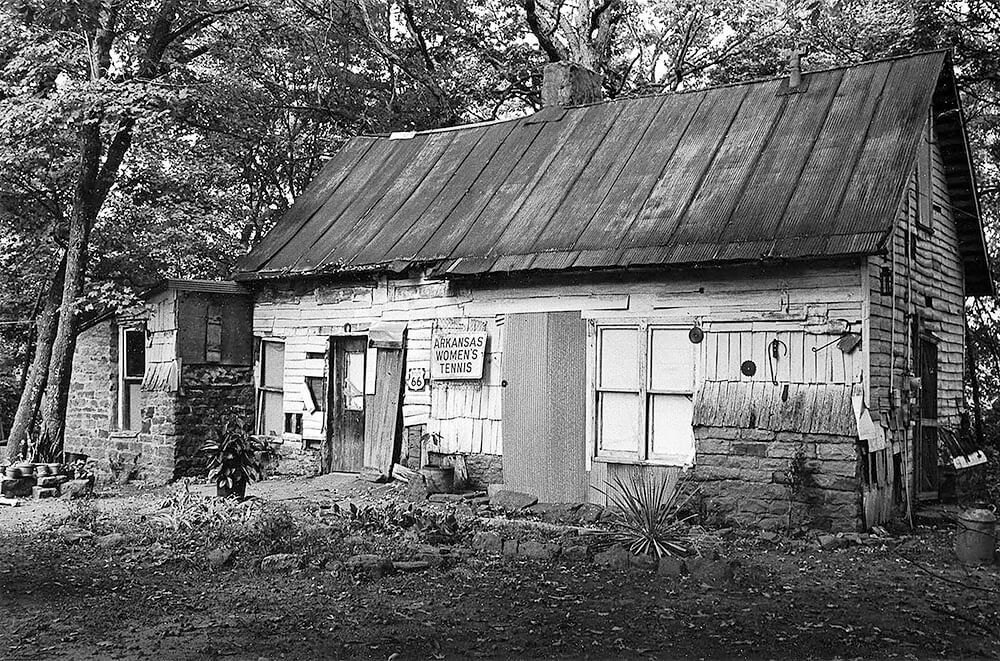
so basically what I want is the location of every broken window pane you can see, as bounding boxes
[598,391,640,453]
[599,327,639,390]
[345,351,365,411]
[648,393,695,462]
[305,376,326,412]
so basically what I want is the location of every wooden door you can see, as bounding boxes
[915,337,939,499]
[502,312,588,502]
[323,336,367,473]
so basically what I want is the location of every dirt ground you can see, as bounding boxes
[1,476,998,660]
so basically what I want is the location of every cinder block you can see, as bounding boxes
[32,486,58,499]
[2,477,36,498]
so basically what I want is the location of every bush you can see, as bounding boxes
[596,469,698,558]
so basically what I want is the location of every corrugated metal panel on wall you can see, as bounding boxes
[502,312,588,502]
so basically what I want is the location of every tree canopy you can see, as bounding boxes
[1,0,999,453]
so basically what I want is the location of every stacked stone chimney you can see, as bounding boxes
[541,61,604,107]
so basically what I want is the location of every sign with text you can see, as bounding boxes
[430,331,487,380]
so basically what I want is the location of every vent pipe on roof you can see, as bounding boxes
[541,62,604,107]
[784,43,809,91]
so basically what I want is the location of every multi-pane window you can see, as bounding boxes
[595,324,695,465]
[257,339,285,436]
[119,327,145,431]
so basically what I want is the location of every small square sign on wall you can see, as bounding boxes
[430,331,487,380]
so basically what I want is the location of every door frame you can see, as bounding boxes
[323,334,368,473]
[913,329,939,501]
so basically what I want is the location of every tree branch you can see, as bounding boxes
[522,0,563,62]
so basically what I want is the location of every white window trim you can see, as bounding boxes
[256,337,285,436]
[586,318,700,469]
[118,326,145,432]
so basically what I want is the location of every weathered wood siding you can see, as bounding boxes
[865,113,966,504]
[253,261,865,459]
[142,290,179,392]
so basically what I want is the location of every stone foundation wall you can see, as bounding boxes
[266,440,320,476]
[691,426,862,531]
[64,321,116,461]
[465,453,503,490]
[173,364,255,477]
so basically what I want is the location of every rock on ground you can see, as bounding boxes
[260,553,300,573]
[59,480,93,500]
[593,545,631,569]
[471,531,502,553]
[687,557,736,587]
[346,554,394,578]
[208,547,235,569]
[489,490,537,511]
[518,540,560,561]
[96,533,127,549]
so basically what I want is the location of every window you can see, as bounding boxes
[344,349,365,411]
[119,327,146,431]
[257,339,285,436]
[594,324,695,465]
[305,376,326,413]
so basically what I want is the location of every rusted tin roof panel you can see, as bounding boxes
[237,51,976,282]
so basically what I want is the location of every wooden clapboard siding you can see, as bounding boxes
[502,312,588,502]
[866,112,967,503]
[254,260,864,452]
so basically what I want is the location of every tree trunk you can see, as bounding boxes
[6,257,67,462]
[966,320,987,448]
[35,121,101,461]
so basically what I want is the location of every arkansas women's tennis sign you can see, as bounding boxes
[430,331,487,380]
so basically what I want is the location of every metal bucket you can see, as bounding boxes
[955,504,997,565]
[421,465,455,494]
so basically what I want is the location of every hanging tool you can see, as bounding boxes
[768,338,788,386]
[811,321,853,353]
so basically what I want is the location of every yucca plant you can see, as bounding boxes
[595,469,699,558]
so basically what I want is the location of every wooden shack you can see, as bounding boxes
[64,280,254,482]
[233,51,992,530]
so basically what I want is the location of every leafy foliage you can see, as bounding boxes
[332,500,464,545]
[202,419,267,491]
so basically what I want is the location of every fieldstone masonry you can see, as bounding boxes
[64,320,254,484]
[691,426,862,531]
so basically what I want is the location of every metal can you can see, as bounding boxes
[955,504,997,565]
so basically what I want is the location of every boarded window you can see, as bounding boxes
[594,323,695,464]
[256,339,284,436]
[120,327,145,431]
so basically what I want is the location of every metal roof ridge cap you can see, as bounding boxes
[359,113,529,140]
[588,48,951,110]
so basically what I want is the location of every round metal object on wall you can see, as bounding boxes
[688,325,704,344]
[741,360,757,377]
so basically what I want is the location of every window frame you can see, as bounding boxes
[118,325,146,432]
[588,319,699,467]
[255,338,285,436]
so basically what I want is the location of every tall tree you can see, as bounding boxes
[1,0,253,460]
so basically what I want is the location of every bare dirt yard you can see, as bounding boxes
[1,476,998,660]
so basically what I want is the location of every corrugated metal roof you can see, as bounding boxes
[143,279,249,297]
[236,50,988,287]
